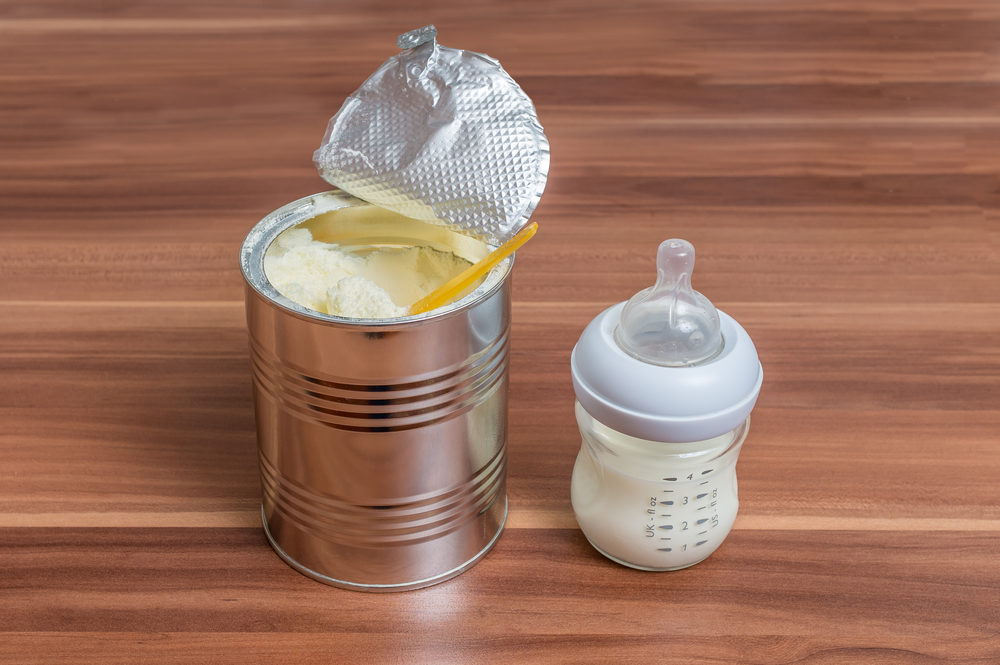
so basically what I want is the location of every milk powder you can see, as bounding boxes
[264,227,471,318]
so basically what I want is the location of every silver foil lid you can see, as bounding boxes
[313,26,549,244]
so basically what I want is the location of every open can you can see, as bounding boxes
[240,190,511,591]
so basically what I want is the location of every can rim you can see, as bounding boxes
[240,190,514,328]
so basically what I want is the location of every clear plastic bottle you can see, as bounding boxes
[570,239,762,571]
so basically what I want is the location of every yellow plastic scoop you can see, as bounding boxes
[408,222,538,316]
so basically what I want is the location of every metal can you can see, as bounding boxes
[240,190,511,591]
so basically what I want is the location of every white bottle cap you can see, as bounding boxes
[571,240,762,442]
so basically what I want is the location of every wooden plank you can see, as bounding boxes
[0,529,997,662]
[1,0,998,662]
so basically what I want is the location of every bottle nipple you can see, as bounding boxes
[614,239,723,366]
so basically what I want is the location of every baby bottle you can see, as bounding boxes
[570,239,763,570]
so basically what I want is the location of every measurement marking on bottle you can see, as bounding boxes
[663,477,677,482]
[661,489,674,493]
[696,518,708,525]
[657,547,672,552]
[696,493,708,499]
[698,530,708,536]
[661,500,674,505]
[696,505,706,511]
[695,540,708,547]
[701,469,713,475]
[660,514,672,518]
[659,537,671,541]
[658,524,673,530]
[699,480,709,486]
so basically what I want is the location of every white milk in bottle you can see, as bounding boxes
[570,239,763,570]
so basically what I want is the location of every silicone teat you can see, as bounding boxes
[614,239,723,367]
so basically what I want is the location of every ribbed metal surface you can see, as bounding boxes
[247,329,508,432]
[240,191,512,591]
[258,442,506,547]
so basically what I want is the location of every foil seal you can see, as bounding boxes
[313,25,549,244]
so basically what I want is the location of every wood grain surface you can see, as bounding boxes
[2,1,999,663]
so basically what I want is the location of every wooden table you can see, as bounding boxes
[3,1,998,663]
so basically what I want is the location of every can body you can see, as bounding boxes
[241,191,510,591]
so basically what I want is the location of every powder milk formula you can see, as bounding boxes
[264,227,471,318]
